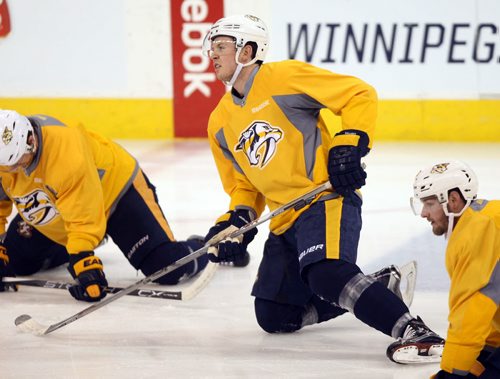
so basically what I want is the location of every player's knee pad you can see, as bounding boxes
[254,298,304,334]
[305,259,363,305]
[139,241,208,285]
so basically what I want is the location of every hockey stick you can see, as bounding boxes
[15,181,333,336]
[3,277,188,300]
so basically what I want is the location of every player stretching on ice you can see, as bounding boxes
[200,14,444,364]
[411,161,499,378]
[0,110,208,302]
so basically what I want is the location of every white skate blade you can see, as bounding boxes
[391,344,443,364]
[15,314,49,336]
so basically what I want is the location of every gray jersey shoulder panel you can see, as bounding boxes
[28,115,66,127]
[480,260,500,305]
[470,199,489,211]
[272,93,324,179]
[215,128,244,174]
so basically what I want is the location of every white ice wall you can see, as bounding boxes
[2,0,498,100]
[0,0,172,98]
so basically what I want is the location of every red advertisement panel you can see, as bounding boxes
[0,0,11,37]
[170,0,225,138]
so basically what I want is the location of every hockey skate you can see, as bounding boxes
[368,261,417,307]
[386,316,445,364]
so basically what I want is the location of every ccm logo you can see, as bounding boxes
[180,0,215,97]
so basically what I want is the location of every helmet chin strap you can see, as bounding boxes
[224,47,258,87]
[224,62,244,87]
[445,213,454,241]
[443,200,472,241]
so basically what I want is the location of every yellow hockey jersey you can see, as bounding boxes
[0,115,138,255]
[441,199,500,375]
[207,60,377,233]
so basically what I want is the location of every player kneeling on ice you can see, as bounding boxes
[201,14,444,364]
[0,110,208,302]
[411,161,500,379]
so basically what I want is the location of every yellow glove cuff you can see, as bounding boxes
[331,133,360,148]
[71,256,104,276]
[215,211,232,224]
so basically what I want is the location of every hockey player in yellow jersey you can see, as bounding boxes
[0,110,208,301]
[201,14,444,364]
[411,161,500,379]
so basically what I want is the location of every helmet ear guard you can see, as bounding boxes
[0,110,34,166]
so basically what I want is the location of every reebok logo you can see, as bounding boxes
[251,100,270,113]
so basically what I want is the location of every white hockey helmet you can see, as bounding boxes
[0,110,34,166]
[410,160,478,216]
[203,14,269,63]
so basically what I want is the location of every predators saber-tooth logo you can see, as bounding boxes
[14,189,59,226]
[235,121,283,168]
[430,163,450,174]
[2,126,13,145]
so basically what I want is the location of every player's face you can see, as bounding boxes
[209,37,237,82]
[420,196,448,236]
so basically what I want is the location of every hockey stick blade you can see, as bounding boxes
[399,261,417,308]
[14,182,334,336]
[15,314,50,336]
[14,245,212,336]
[180,262,218,301]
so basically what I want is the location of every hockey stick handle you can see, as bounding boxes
[3,277,184,300]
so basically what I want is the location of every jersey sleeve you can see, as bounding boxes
[50,132,107,255]
[441,219,500,374]
[286,61,377,148]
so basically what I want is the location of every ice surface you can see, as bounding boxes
[1,141,498,379]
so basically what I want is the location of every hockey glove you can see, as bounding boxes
[0,243,18,292]
[67,251,108,302]
[204,209,257,264]
[327,129,369,196]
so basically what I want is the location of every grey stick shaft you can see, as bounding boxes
[29,181,333,335]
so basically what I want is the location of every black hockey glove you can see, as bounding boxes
[204,209,257,264]
[0,243,18,292]
[67,251,108,302]
[327,129,369,196]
